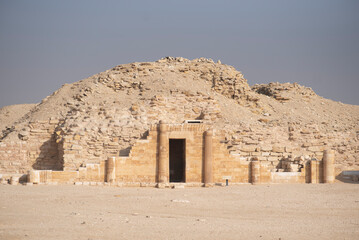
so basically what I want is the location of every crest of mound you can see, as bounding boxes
[97,56,254,103]
[250,81,359,129]
[1,57,258,141]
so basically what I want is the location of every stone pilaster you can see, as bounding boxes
[106,157,116,183]
[203,130,213,185]
[251,159,260,184]
[158,121,168,183]
[310,160,320,183]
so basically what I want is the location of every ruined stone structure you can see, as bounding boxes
[0,57,358,186]
[19,121,333,186]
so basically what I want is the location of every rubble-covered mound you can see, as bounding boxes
[0,57,358,174]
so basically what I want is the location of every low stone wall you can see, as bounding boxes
[22,157,325,186]
[0,119,337,186]
[270,172,305,184]
[221,122,358,175]
[20,124,332,186]
[0,141,28,174]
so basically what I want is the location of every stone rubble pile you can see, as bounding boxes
[252,82,316,102]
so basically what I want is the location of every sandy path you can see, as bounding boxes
[0,183,358,240]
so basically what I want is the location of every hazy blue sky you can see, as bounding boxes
[0,0,358,108]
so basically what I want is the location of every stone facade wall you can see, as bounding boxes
[114,124,211,183]
[0,119,61,173]
[23,122,325,185]
[106,123,322,185]
[114,137,158,183]
[0,141,28,174]
[212,139,250,183]
[0,117,349,185]
[221,123,358,175]
[57,91,222,171]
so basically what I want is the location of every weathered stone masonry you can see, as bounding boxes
[0,119,62,174]
[1,57,354,185]
[20,122,334,186]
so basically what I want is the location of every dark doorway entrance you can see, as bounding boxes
[169,139,186,182]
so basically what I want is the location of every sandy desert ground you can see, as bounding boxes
[0,183,358,240]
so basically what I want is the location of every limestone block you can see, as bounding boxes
[73,135,81,140]
[71,144,82,150]
[272,145,285,153]
[241,145,257,152]
[49,119,59,124]
[315,151,324,157]
[285,146,293,153]
[251,152,261,156]
[39,170,52,183]
[261,145,272,152]
[79,167,87,180]
[268,156,279,161]
[30,129,48,133]
[308,146,324,152]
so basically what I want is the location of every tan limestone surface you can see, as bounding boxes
[0,57,358,174]
[0,104,37,136]
[0,183,358,240]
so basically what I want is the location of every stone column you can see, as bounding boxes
[310,160,320,183]
[251,159,260,184]
[10,176,19,185]
[158,121,168,183]
[106,157,116,183]
[28,170,40,184]
[204,130,213,185]
[323,150,335,183]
